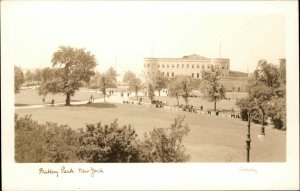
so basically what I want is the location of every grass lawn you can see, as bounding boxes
[15,103,286,162]
[15,88,103,105]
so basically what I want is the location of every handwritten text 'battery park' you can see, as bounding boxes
[39,166,104,177]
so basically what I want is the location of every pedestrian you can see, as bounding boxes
[42,97,45,104]
[51,99,55,106]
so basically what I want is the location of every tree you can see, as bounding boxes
[14,66,24,94]
[139,116,190,162]
[128,75,142,100]
[25,70,34,82]
[87,71,101,90]
[33,68,43,84]
[123,71,136,84]
[168,78,183,106]
[151,73,168,96]
[98,69,117,102]
[200,66,226,111]
[236,60,286,129]
[180,78,194,106]
[148,84,155,103]
[106,67,117,85]
[41,46,96,105]
[37,67,59,100]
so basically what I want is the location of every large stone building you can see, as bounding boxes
[143,54,249,92]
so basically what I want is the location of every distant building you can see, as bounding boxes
[143,54,248,92]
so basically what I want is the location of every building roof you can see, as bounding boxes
[182,54,207,60]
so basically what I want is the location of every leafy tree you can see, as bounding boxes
[139,116,190,162]
[25,70,34,82]
[37,67,60,100]
[14,66,24,93]
[236,60,286,129]
[33,68,43,83]
[88,71,101,89]
[97,68,117,102]
[148,84,155,103]
[151,73,168,96]
[168,78,183,106]
[123,71,136,83]
[106,67,117,85]
[41,46,97,105]
[200,66,226,111]
[128,75,142,100]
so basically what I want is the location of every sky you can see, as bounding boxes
[2,1,286,74]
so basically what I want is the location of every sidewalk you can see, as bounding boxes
[15,92,125,110]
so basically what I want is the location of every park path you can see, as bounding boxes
[15,91,127,110]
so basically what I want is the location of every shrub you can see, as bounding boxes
[77,120,140,162]
[15,115,79,162]
[139,116,191,162]
[15,115,191,162]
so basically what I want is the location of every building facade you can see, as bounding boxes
[143,54,248,92]
[143,54,230,80]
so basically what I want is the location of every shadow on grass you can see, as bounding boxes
[73,102,116,108]
[15,103,30,106]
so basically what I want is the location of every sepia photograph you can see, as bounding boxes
[2,0,299,190]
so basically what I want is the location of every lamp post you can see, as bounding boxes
[246,107,266,162]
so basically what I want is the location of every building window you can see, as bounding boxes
[182,64,184,68]
[153,72,154,74]
[167,64,169,68]
[197,73,199,78]
[167,72,169,77]
[202,65,205,69]
[162,64,165,68]
[222,66,224,69]
[158,65,160,68]
[232,87,235,91]
[192,64,194,68]
[148,64,149,67]
[187,64,189,68]
[197,64,199,68]
[162,72,164,76]
[172,72,174,77]
[172,64,174,68]
[192,73,194,78]
[148,72,149,74]
[177,64,179,68]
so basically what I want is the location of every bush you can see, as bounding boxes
[139,116,191,162]
[15,115,191,162]
[15,114,79,162]
[77,120,140,162]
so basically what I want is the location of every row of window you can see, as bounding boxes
[145,71,226,78]
[145,63,228,70]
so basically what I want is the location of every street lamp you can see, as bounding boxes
[246,107,266,162]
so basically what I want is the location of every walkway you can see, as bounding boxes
[15,92,126,110]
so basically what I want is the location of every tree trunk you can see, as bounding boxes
[103,93,106,102]
[176,94,179,106]
[214,101,217,111]
[158,90,160,96]
[65,93,71,106]
[136,90,138,100]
